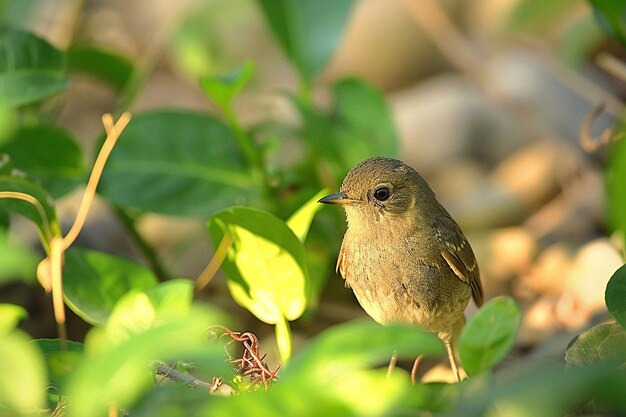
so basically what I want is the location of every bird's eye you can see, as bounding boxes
[373,187,390,201]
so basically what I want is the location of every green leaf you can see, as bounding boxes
[606,263,626,330]
[286,188,326,242]
[0,175,60,241]
[332,78,398,157]
[67,44,134,90]
[565,322,626,368]
[255,0,355,82]
[106,279,194,343]
[0,101,17,145]
[98,109,258,217]
[459,296,521,376]
[590,0,626,47]
[505,0,579,33]
[200,61,255,109]
[0,232,38,284]
[208,207,308,324]
[0,330,46,414]
[285,320,443,382]
[33,338,84,395]
[0,26,69,106]
[608,123,626,250]
[297,78,398,184]
[0,303,27,335]
[0,125,86,198]
[63,248,158,326]
[66,304,229,417]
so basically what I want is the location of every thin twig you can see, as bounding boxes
[411,354,424,385]
[386,351,398,378]
[596,52,626,84]
[580,103,626,152]
[210,325,280,390]
[194,234,233,294]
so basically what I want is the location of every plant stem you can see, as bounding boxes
[113,206,171,281]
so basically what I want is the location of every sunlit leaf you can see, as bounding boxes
[0,303,27,335]
[98,110,258,217]
[565,322,626,368]
[63,248,158,326]
[254,0,355,82]
[505,0,578,33]
[286,188,326,242]
[459,296,521,376]
[0,125,86,198]
[0,27,69,106]
[200,61,255,109]
[284,320,444,382]
[33,338,84,396]
[68,44,134,90]
[208,207,308,324]
[106,279,194,342]
[66,305,229,417]
[0,330,46,414]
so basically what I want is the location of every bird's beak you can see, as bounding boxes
[318,191,360,206]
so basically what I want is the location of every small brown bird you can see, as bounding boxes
[319,157,483,381]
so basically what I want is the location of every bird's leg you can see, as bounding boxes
[443,337,461,382]
[386,350,398,377]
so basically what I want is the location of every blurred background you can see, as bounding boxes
[1,0,625,379]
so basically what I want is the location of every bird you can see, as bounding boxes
[318,156,483,381]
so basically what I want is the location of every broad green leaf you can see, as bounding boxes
[0,175,60,241]
[200,61,255,109]
[284,320,444,382]
[286,188,326,242]
[66,304,229,417]
[332,78,398,157]
[0,303,27,335]
[33,338,84,396]
[459,296,521,376]
[0,330,46,414]
[590,0,626,47]
[63,248,158,326]
[67,44,134,90]
[608,121,626,247]
[255,0,355,82]
[0,101,17,145]
[0,232,38,283]
[0,125,86,198]
[0,26,69,106]
[208,207,308,324]
[98,109,258,217]
[297,78,398,184]
[565,322,626,368]
[106,279,194,343]
[606,263,626,330]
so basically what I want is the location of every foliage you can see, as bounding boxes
[0,1,625,416]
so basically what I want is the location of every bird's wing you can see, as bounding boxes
[437,220,484,307]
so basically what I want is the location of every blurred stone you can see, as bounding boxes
[486,227,536,282]
[564,239,622,318]
[521,242,574,295]
[322,0,451,90]
[525,169,604,244]
[485,48,618,144]
[491,140,576,211]
[391,75,524,174]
